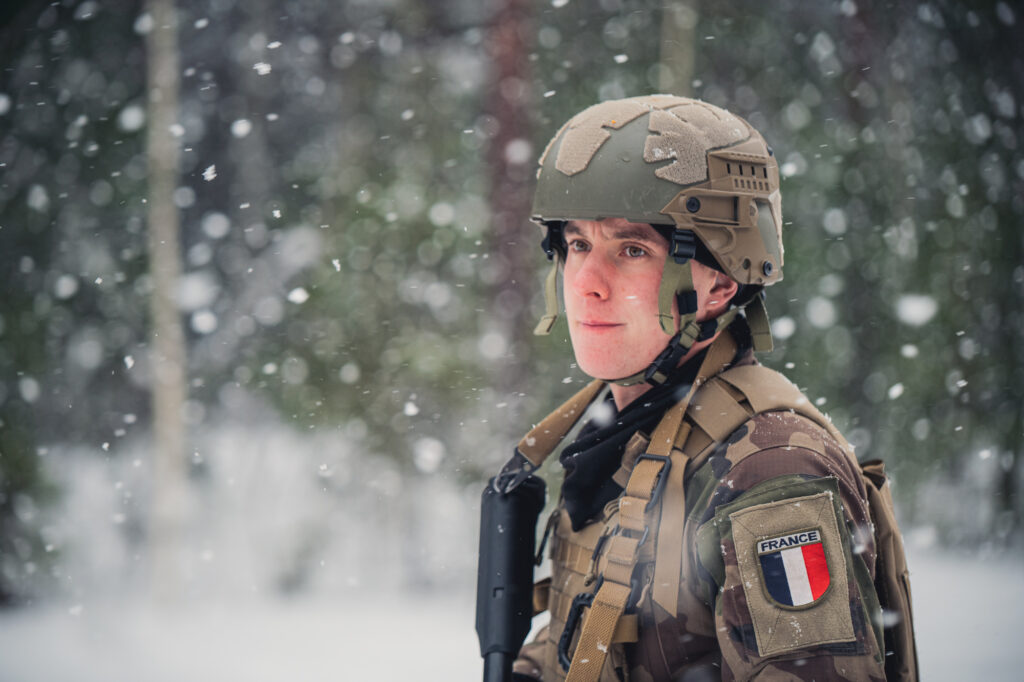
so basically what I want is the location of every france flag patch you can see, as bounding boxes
[756,529,830,608]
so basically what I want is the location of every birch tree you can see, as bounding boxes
[144,0,187,601]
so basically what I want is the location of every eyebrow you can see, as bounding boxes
[564,223,662,244]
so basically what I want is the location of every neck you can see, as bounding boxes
[607,332,721,410]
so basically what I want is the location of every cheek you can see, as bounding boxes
[622,273,663,312]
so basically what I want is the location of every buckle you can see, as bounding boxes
[540,222,564,261]
[558,575,647,671]
[635,453,671,511]
[643,332,685,386]
[670,229,696,264]
[637,525,651,548]
[627,576,644,610]
[584,529,613,585]
[676,290,698,316]
[492,450,538,494]
[697,319,718,342]
[558,585,599,671]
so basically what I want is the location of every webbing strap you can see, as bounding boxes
[744,291,773,352]
[648,394,692,458]
[534,258,561,335]
[564,581,631,682]
[657,258,695,335]
[533,577,551,615]
[517,379,605,468]
[715,365,853,457]
[552,597,640,645]
[686,379,753,443]
[650,332,738,615]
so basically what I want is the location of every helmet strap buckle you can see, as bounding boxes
[644,332,683,385]
[540,222,565,261]
[643,318,697,386]
[669,229,697,264]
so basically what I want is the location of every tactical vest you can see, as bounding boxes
[519,333,918,682]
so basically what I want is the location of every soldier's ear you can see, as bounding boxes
[703,271,739,318]
[712,271,739,299]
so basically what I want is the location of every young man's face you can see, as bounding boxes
[562,218,721,381]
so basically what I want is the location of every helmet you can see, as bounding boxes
[531,95,783,385]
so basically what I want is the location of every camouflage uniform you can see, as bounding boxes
[514,345,887,681]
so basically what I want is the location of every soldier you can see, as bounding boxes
[505,96,917,681]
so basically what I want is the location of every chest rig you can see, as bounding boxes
[518,332,739,682]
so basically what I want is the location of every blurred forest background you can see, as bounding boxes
[0,0,1021,628]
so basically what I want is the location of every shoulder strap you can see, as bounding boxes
[689,363,855,461]
[518,379,606,468]
[646,333,738,616]
[496,379,606,494]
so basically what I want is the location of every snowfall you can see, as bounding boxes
[0,546,1018,681]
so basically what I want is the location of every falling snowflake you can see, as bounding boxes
[231,119,252,138]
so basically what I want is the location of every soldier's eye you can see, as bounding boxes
[624,245,647,258]
[568,239,589,252]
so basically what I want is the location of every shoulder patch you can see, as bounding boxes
[729,490,855,657]
[757,529,830,607]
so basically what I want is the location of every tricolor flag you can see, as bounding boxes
[757,529,831,607]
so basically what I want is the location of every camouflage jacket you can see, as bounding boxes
[515,349,887,681]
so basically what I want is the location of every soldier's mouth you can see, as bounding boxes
[578,320,623,330]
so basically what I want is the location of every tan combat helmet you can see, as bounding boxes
[531,94,783,386]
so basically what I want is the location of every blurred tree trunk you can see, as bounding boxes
[145,0,187,601]
[486,0,534,432]
[659,2,698,96]
[992,162,1022,546]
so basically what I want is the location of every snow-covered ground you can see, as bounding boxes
[0,592,482,681]
[0,546,1021,681]
[906,548,1024,681]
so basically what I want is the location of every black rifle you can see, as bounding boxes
[475,465,546,682]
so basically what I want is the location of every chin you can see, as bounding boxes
[576,356,645,382]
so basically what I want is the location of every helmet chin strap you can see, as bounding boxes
[533,256,561,335]
[534,222,564,336]
[604,229,708,387]
[605,301,740,388]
